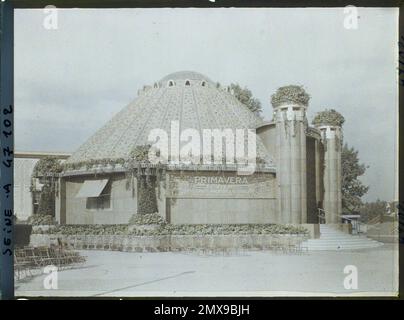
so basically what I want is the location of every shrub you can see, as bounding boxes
[312,109,345,127]
[128,213,165,225]
[271,85,310,107]
[27,214,56,226]
[35,222,308,236]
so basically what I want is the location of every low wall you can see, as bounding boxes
[170,199,278,224]
[366,222,398,243]
[366,234,397,243]
[30,233,308,252]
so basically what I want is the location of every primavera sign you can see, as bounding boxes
[192,176,249,185]
[167,172,276,199]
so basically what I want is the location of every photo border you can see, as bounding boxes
[1,0,401,301]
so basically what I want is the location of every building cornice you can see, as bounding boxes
[15,151,71,159]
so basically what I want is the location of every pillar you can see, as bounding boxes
[274,103,308,224]
[316,125,342,224]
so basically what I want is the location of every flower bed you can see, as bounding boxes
[27,214,56,226]
[128,213,165,225]
[30,221,309,252]
[33,223,308,237]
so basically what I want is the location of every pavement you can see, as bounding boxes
[15,244,398,297]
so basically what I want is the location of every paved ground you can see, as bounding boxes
[15,244,398,297]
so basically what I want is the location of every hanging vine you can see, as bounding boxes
[123,145,164,215]
[31,156,63,217]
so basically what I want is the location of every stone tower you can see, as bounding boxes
[271,86,310,224]
[313,110,344,224]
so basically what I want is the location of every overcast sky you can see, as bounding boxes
[14,8,398,202]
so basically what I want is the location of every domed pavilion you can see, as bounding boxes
[55,71,342,227]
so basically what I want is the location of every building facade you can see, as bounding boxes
[54,71,343,226]
[14,152,70,221]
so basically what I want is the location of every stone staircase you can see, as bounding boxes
[301,224,384,251]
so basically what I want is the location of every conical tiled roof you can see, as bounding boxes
[68,71,271,164]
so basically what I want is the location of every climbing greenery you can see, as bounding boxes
[27,214,56,226]
[62,158,126,171]
[62,145,159,172]
[36,185,56,217]
[126,145,160,215]
[32,156,63,177]
[312,109,345,127]
[271,85,310,107]
[31,157,63,217]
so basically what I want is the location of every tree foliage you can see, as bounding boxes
[359,200,388,223]
[230,83,263,117]
[341,143,369,213]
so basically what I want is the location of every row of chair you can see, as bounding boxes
[61,235,306,255]
[14,246,86,280]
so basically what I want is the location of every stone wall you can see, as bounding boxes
[166,171,278,224]
[170,198,278,224]
[30,233,308,252]
[14,158,39,221]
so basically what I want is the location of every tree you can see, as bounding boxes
[230,83,263,117]
[359,199,387,223]
[341,143,369,213]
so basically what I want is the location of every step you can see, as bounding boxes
[305,240,380,245]
[304,244,382,249]
[302,245,383,251]
[320,230,350,234]
[302,240,383,246]
[304,240,382,246]
[301,227,384,250]
[319,234,372,239]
